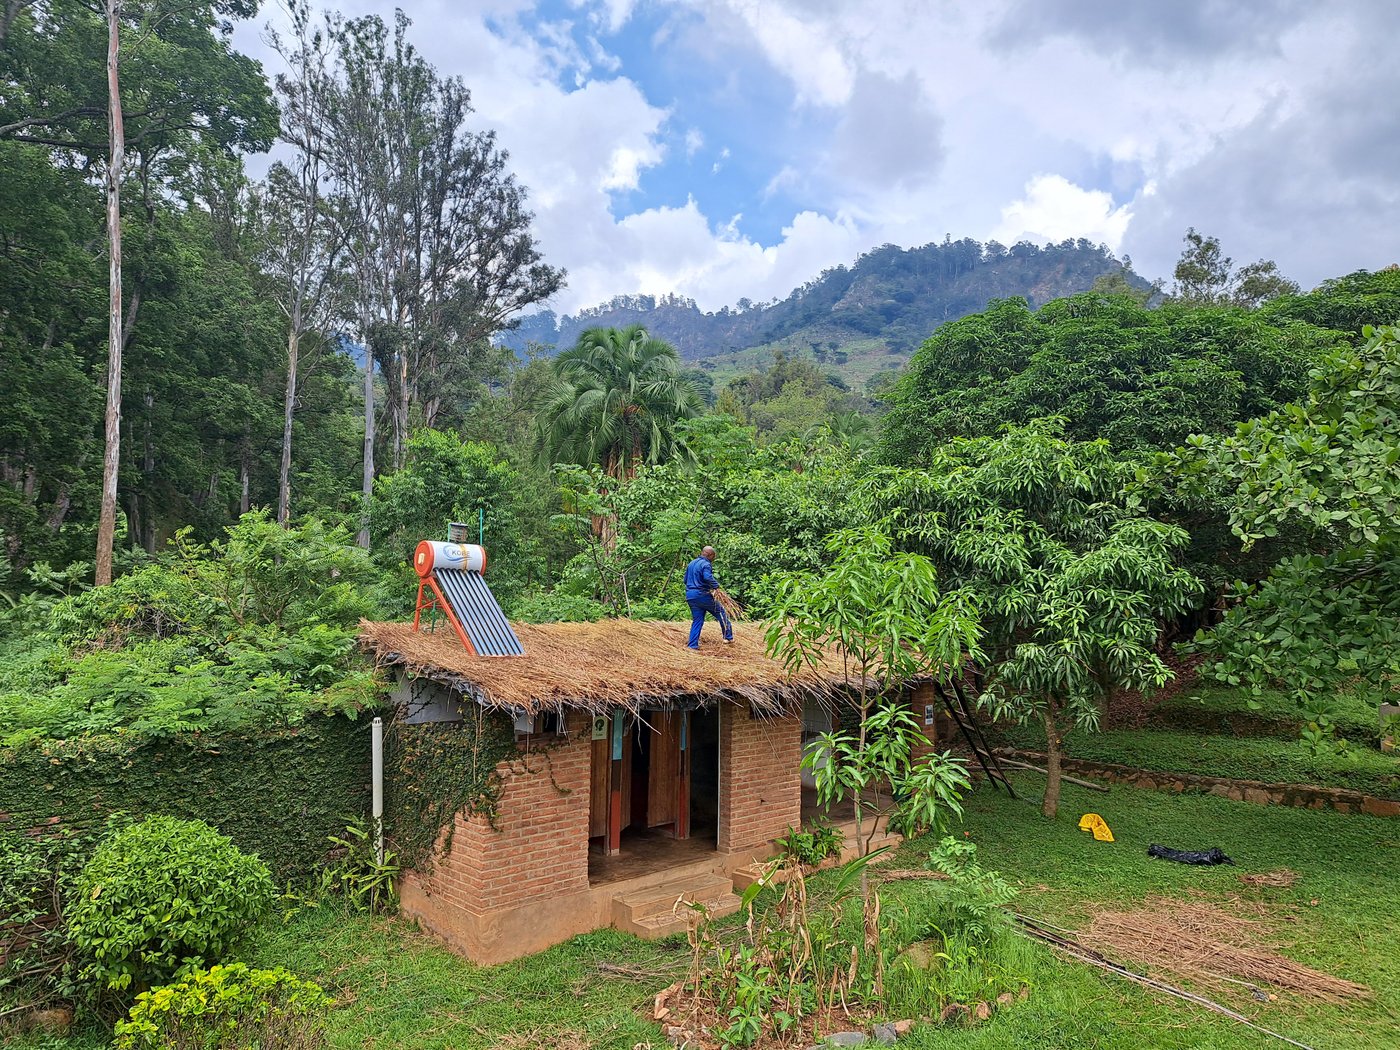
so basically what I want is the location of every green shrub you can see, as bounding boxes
[773,822,844,866]
[5,513,383,744]
[113,963,331,1050]
[68,817,274,996]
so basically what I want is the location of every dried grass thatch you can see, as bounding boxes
[360,619,852,715]
[1238,869,1299,889]
[1084,896,1370,1004]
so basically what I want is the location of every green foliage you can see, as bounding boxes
[715,350,867,444]
[1,514,382,743]
[880,293,1332,458]
[803,702,972,842]
[68,817,274,998]
[924,837,1018,940]
[866,424,1200,817]
[0,716,368,883]
[113,963,331,1050]
[369,430,538,604]
[765,527,982,691]
[773,822,844,867]
[1168,326,1400,725]
[319,817,399,915]
[0,824,112,1014]
[1185,547,1400,729]
[1261,267,1400,340]
[1175,325,1400,551]
[768,527,980,877]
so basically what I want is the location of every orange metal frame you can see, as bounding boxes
[411,575,478,656]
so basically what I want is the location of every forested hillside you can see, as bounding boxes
[501,238,1146,376]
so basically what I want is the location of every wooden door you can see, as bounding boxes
[646,711,680,828]
[589,735,609,838]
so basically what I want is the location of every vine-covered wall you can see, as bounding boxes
[385,705,520,870]
[0,716,370,881]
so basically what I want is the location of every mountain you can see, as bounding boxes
[498,237,1149,387]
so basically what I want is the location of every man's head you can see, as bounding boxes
[702,545,716,561]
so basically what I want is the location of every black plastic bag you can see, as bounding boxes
[1146,844,1234,865]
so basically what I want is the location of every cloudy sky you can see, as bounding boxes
[236,0,1400,315]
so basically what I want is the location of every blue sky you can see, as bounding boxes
[237,0,1400,315]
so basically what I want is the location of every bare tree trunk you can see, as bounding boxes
[1042,703,1063,819]
[94,0,123,587]
[140,387,154,553]
[358,317,374,549]
[395,350,409,470]
[238,435,251,516]
[278,328,298,525]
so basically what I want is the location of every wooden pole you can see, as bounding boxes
[95,0,124,587]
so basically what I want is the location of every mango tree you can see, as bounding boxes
[865,424,1199,817]
[764,526,981,897]
[1166,325,1400,736]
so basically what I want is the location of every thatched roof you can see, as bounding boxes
[360,619,851,715]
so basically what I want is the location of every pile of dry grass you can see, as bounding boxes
[712,585,745,622]
[1084,896,1369,1004]
[1238,869,1299,889]
[361,619,851,715]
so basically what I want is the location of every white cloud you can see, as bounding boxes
[993,174,1132,249]
[720,0,855,107]
[235,1,1400,318]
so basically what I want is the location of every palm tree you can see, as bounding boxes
[537,326,703,478]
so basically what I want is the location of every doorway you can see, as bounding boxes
[588,706,719,883]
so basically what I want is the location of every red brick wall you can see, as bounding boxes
[909,683,942,763]
[717,702,802,854]
[411,711,592,914]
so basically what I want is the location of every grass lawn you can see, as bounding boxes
[1149,681,1383,740]
[16,775,1398,1049]
[996,723,1400,799]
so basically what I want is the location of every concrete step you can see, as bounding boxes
[611,872,739,936]
[617,890,742,938]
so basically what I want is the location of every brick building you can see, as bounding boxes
[360,618,870,964]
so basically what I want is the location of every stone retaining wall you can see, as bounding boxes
[999,749,1400,818]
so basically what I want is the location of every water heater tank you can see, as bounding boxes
[414,541,487,578]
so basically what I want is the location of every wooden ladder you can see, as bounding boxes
[932,679,1017,797]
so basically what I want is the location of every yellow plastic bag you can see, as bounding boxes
[1078,813,1115,842]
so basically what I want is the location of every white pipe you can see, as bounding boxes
[371,716,384,865]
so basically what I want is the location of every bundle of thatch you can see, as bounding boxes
[360,619,851,715]
[1084,896,1369,1003]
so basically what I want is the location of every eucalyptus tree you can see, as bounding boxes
[1,0,273,579]
[320,9,563,550]
[536,325,702,479]
[1170,227,1300,308]
[262,0,344,526]
[864,424,1200,818]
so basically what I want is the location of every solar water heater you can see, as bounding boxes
[411,540,524,656]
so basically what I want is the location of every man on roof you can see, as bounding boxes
[684,545,733,650]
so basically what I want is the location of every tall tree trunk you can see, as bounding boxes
[140,387,154,553]
[358,313,374,549]
[395,350,409,471]
[94,0,123,587]
[238,434,251,516]
[278,327,298,525]
[1042,703,1063,819]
